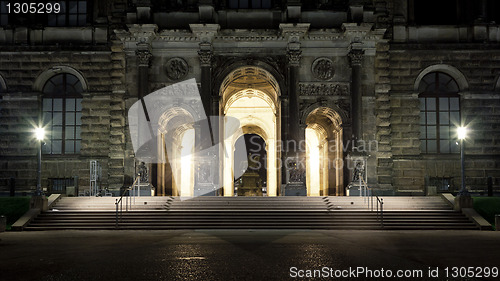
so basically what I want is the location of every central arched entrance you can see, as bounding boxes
[221,66,281,196]
[234,133,267,196]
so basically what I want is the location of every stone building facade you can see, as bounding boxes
[0,0,499,196]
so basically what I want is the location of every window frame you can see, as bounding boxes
[42,73,83,155]
[227,0,273,9]
[419,72,461,154]
[47,0,89,27]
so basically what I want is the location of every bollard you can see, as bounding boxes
[487,177,493,197]
[0,216,6,232]
[496,215,499,231]
[9,178,15,197]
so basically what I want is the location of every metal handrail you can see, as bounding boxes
[115,175,140,229]
[360,175,384,228]
[376,196,384,228]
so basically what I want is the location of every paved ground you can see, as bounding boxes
[0,230,499,281]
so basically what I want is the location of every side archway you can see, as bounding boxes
[305,106,344,196]
[157,107,196,197]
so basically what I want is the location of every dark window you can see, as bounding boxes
[419,72,460,154]
[48,1,87,27]
[429,177,455,192]
[0,1,7,26]
[413,0,458,25]
[49,177,74,193]
[228,0,272,9]
[42,73,83,155]
[411,0,495,25]
[0,75,4,118]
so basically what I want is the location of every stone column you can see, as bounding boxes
[348,49,364,147]
[136,48,152,100]
[135,47,153,186]
[190,24,220,195]
[280,23,309,195]
[287,48,302,144]
[280,97,289,193]
[199,44,213,123]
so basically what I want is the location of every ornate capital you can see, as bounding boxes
[198,49,213,66]
[287,49,302,67]
[348,49,365,66]
[136,49,152,67]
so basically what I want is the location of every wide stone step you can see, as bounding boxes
[25,195,478,231]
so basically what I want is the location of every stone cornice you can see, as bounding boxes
[279,23,310,42]
[116,24,158,43]
[342,23,387,42]
[190,24,220,43]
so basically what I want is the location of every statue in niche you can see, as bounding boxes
[352,161,365,182]
[138,162,149,183]
[199,165,210,183]
[288,161,305,183]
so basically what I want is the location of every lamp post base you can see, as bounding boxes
[30,195,48,212]
[454,193,473,211]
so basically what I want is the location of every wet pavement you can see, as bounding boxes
[0,230,499,281]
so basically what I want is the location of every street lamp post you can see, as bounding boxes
[34,127,45,196]
[454,126,472,210]
[457,126,468,195]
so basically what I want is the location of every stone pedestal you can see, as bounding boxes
[426,186,437,196]
[30,195,48,212]
[454,194,473,211]
[284,183,306,196]
[238,173,262,196]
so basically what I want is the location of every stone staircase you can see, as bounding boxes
[24,196,479,231]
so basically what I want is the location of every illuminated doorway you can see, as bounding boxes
[234,134,267,196]
[221,67,281,196]
[305,107,344,196]
[157,107,196,197]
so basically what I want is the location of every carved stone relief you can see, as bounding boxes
[165,58,189,81]
[311,57,334,80]
[299,83,349,96]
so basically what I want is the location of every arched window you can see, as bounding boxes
[42,73,83,154]
[419,72,460,154]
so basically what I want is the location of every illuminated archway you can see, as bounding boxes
[305,107,344,196]
[157,107,196,196]
[221,66,280,196]
[233,133,267,196]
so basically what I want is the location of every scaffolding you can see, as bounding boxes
[90,160,101,196]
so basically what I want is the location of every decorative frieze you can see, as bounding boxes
[299,83,349,96]
[311,58,334,80]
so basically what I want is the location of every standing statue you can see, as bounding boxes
[138,162,149,183]
[352,161,365,182]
